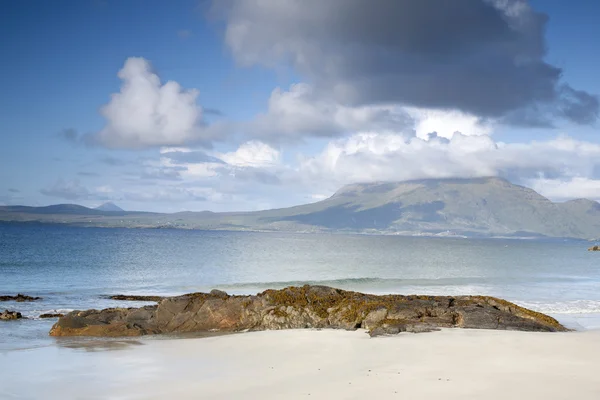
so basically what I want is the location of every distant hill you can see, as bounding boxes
[0,204,107,215]
[95,202,124,212]
[1,177,600,239]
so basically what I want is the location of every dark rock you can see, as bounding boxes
[1,310,23,320]
[0,294,41,302]
[588,245,600,251]
[39,313,64,319]
[49,285,568,337]
[108,295,165,302]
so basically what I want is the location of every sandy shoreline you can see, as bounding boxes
[2,328,600,399]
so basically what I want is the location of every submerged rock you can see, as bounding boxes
[49,285,567,337]
[40,313,64,319]
[1,310,23,320]
[0,294,41,302]
[108,295,165,302]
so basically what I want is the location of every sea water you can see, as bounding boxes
[1,223,600,351]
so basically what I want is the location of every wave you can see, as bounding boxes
[516,300,600,315]
[213,276,588,291]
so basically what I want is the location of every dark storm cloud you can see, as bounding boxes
[559,86,600,125]
[215,0,598,125]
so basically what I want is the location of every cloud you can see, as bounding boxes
[141,166,186,181]
[219,167,282,185]
[297,131,600,198]
[161,150,226,164]
[77,172,101,177]
[121,186,208,203]
[218,141,281,167]
[91,57,223,149]
[528,177,600,201]
[99,156,128,166]
[0,189,23,206]
[405,107,492,139]
[156,142,284,186]
[248,83,414,142]
[214,0,598,125]
[40,179,92,200]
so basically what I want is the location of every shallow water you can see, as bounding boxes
[1,224,600,350]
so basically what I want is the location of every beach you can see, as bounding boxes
[2,328,600,399]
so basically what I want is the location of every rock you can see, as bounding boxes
[209,289,229,299]
[49,285,568,337]
[0,294,41,302]
[40,313,64,319]
[108,295,165,302]
[1,310,23,320]
[588,245,600,251]
[362,307,388,330]
[50,306,159,337]
[369,322,441,337]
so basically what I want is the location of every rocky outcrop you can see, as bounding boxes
[588,245,600,251]
[0,294,41,302]
[1,310,23,320]
[40,313,64,319]
[49,285,567,337]
[108,295,165,302]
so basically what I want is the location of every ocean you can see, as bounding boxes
[1,223,600,351]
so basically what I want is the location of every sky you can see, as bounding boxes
[1,0,600,212]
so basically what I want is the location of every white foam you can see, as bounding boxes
[517,300,600,314]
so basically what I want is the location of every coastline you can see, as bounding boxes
[0,220,594,242]
[2,328,600,399]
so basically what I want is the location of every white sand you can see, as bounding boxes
[2,329,600,399]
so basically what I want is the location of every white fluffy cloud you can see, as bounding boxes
[218,141,281,167]
[405,108,493,139]
[93,58,220,149]
[156,141,281,179]
[528,178,600,201]
[151,131,600,205]
[297,131,600,200]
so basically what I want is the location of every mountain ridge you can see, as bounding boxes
[1,177,599,239]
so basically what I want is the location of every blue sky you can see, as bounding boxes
[1,0,599,212]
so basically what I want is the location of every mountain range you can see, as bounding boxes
[1,177,599,239]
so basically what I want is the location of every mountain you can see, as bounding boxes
[0,204,107,215]
[95,202,124,212]
[252,177,600,238]
[1,177,600,239]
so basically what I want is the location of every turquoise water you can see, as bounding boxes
[1,224,600,350]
